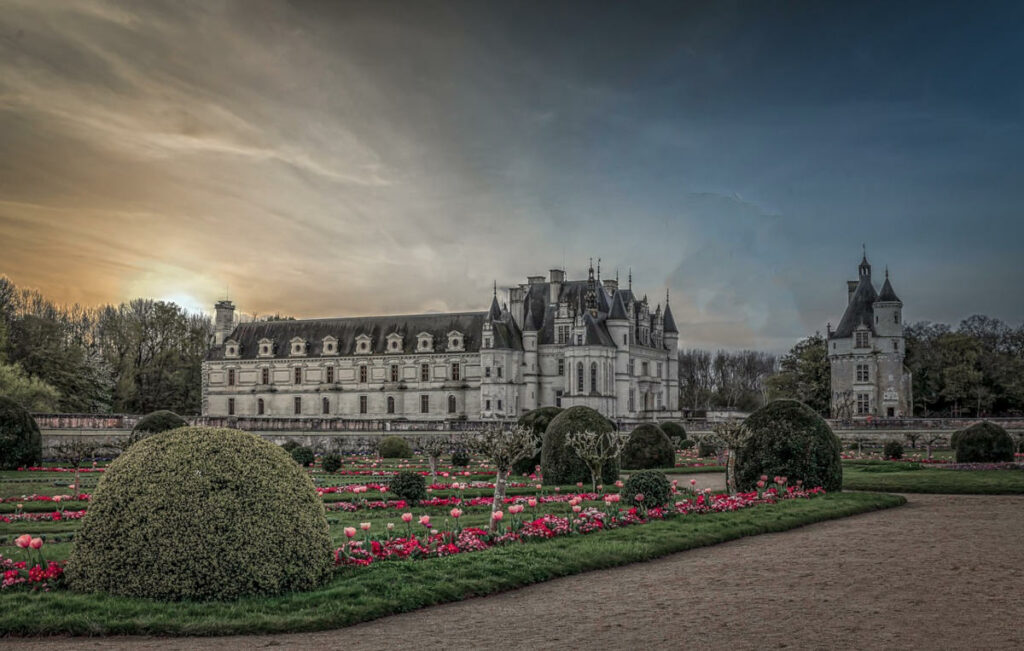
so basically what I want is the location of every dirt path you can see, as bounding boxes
[9,490,1024,650]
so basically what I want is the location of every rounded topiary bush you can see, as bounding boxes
[450,448,470,467]
[378,435,412,459]
[389,471,426,502]
[883,440,904,460]
[512,406,563,475]
[280,440,301,453]
[321,453,342,473]
[67,427,331,601]
[290,446,315,467]
[697,440,717,458]
[0,396,42,470]
[734,400,843,492]
[540,406,618,485]
[620,424,675,469]
[129,410,186,445]
[621,470,672,507]
[954,421,1014,463]
[679,439,695,450]
[660,421,687,447]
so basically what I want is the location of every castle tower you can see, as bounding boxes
[213,300,235,346]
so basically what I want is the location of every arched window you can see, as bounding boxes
[322,397,329,414]
[590,362,598,394]
[576,362,584,393]
[387,396,395,414]
[448,395,457,414]
[257,398,265,415]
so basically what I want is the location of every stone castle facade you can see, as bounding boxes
[827,252,913,419]
[202,264,681,422]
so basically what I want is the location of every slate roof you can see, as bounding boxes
[207,312,487,360]
[609,290,629,320]
[663,302,678,334]
[832,276,878,339]
[878,275,901,303]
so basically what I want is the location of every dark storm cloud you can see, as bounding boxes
[1,0,1021,349]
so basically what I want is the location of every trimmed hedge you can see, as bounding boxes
[280,440,301,453]
[389,471,426,502]
[679,439,696,450]
[290,446,315,467]
[378,436,412,459]
[621,470,672,507]
[734,400,843,492]
[512,407,563,475]
[660,421,687,446]
[620,424,675,469]
[698,440,717,458]
[321,453,342,473]
[67,427,332,601]
[450,449,470,467]
[129,410,186,445]
[0,396,42,470]
[541,406,618,485]
[954,421,1014,463]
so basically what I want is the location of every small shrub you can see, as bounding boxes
[67,427,331,601]
[280,440,301,453]
[660,421,687,447]
[883,440,904,460]
[541,406,618,485]
[450,448,470,467]
[697,440,717,458]
[734,400,843,492]
[679,439,695,450]
[321,453,342,473]
[512,407,562,475]
[389,471,426,502]
[129,410,186,446]
[0,396,42,470]
[620,424,675,469]
[378,435,412,459]
[290,446,315,467]
[954,421,1014,463]
[621,470,672,507]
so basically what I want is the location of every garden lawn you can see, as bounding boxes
[844,467,1024,494]
[0,491,902,636]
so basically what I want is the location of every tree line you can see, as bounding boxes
[676,349,777,413]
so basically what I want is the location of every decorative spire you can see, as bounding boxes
[597,258,601,282]
[858,247,871,278]
[666,288,670,305]
[588,257,594,282]
[493,280,497,297]
[628,268,632,291]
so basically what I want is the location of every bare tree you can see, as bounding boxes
[566,429,630,491]
[417,435,451,481]
[712,419,749,493]
[466,425,538,532]
[921,433,945,460]
[905,433,921,449]
[50,437,107,490]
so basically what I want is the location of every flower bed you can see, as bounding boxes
[936,462,1024,471]
[1,494,91,504]
[15,467,106,473]
[0,510,86,524]
[333,483,826,567]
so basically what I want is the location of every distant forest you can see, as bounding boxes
[1,275,1022,417]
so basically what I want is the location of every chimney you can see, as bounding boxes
[847,281,858,304]
[527,276,545,285]
[549,268,564,303]
[214,300,235,345]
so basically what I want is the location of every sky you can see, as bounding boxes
[1,0,1022,352]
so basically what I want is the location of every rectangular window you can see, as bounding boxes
[856,364,869,382]
[893,341,898,351]
[326,367,334,384]
[484,337,491,348]
[294,367,302,385]
[557,358,564,376]
[496,366,503,379]
[856,393,870,415]
[386,396,395,414]
[629,389,635,412]
[657,362,662,377]
[359,365,367,383]
[576,334,583,346]
[623,334,627,345]
[262,368,269,385]
[359,395,367,414]
[294,396,301,415]
[555,390,562,408]
[322,397,329,414]
[629,360,635,376]
[420,395,429,414]
[451,363,460,381]
[390,364,399,382]
[227,398,235,415]
[228,369,235,386]
[485,399,491,411]
[497,399,502,411]
[641,361,649,376]
[855,331,870,348]
[485,367,491,378]
[421,363,430,381]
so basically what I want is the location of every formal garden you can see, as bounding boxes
[2,396,1022,636]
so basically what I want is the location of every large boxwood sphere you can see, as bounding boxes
[621,469,672,507]
[512,406,563,475]
[954,421,1014,463]
[660,421,687,445]
[0,396,42,470]
[67,427,332,601]
[620,424,675,469]
[541,406,618,485]
[129,410,186,445]
[734,400,843,492]
[378,435,412,458]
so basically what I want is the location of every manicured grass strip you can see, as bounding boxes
[844,468,1024,494]
[0,492,903,637]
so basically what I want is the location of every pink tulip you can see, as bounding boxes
[344,527,356,538]
[386,522,395,531]
[15,534,31,549]
[576,482,583,488]
[615,480,624,488]
[360,522,371,531]
[450,508,463,519]
[635,493,645,502]
[760,475,768,482]
[419,515,431,526]
[492,510,504,521]
[554,487,560,493]
[29,537,42,550]
[527,498,537,507]
[690,479,697,486]
[401,512,413,523]
[757,480,765,488]
[53,496,62,503]
[572,505,582,513]
[597,484,603,492]
[535,484,542,490]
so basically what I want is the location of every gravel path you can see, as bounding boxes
[9,486,1024,650]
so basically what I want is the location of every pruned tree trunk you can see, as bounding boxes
[491,468,508,533]
[429,454,439,482]
[725,447,737,493]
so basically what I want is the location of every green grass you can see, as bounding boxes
[844,467,1024,493]
[0,492,903,636]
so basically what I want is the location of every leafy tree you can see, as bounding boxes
[0,361,61,411]
[765,333,830,416]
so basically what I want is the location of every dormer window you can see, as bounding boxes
[447,331,464,351]
[386,332,404,354]
[355,334,372,354]
[289,337,307,357]
[416,332,434,353]
[224,339,240,359]
[855,331,870,348]
[322,335,338,356]
[257,338,274,358]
